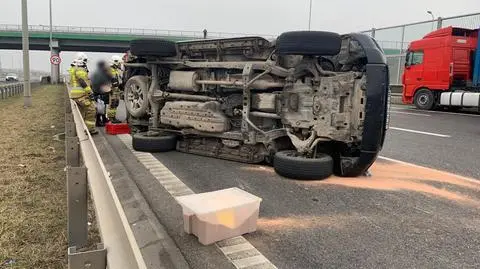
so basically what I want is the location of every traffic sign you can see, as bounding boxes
[50,54,61,65]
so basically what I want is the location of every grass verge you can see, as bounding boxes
[0,85,66,269]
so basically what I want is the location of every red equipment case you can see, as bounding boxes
[105,122,130,135]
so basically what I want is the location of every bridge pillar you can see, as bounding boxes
[50,43,60,84]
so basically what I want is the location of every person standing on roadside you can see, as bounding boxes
[91,60,113,127]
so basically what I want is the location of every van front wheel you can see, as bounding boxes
[414,88,435,110]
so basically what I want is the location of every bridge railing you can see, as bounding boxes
[0,24,276,39]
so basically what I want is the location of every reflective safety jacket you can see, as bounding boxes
[68,66,75,86]
[69,66,92,98]
[109,66,122,85]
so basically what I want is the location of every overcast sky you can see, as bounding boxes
[0,0,478,72]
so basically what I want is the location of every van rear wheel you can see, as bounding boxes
[414,88,435,110]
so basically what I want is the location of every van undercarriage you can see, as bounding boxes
[123,32,389,179]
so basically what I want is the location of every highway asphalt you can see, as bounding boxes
[97,106,480,269]
[384,105,480,179]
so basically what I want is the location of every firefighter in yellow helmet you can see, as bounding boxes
[107,55,123,122]
[70,52,97,134]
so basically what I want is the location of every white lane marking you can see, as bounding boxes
[391,106,480,117]
[378,156,480,185]
[232,255,271,269]
[117,134,277,269]
[390,111,431,117]
[156,178,180,185]
[220,242,256,255]
[389,127,451,138]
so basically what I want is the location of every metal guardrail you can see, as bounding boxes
[0,82,23,100]
[64,87,147,269]
[0,24,276,39]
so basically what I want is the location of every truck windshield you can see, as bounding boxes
[405,50,424,66]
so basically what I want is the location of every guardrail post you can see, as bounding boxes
[65,98,72,113]
[66,136,80,167]
[68,244,106,269]
[66,110,74,123]
[1,88,4,99]
[67,166,88,248]
[65,121,77,137]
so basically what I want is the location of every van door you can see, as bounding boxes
[404,50,424,96]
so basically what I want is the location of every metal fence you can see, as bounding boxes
[362,12,480,85]
[0,82,23,100]
[0,24,276,39]
[64,86,147,269]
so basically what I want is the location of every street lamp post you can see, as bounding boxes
[49,0,53,51]
[308,0,313,30]
[427,11,435,31]
[49,0,59,84]
[21,0,31,107]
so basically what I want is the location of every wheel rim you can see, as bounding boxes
[126,83,145,113]
[418,94,429,106]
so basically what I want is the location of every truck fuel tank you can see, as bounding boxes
[440,92,480,107]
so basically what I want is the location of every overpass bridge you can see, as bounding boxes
[0,24,275,83]
[0,24,275,52]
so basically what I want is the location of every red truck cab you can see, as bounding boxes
[402,27,478,110]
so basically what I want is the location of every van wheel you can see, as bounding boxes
[124,76,149,118]
[130,39,177,57]
[273,150,333,180]
[277,31,341,56]
[414,89,435,110]
[132,132,177,153]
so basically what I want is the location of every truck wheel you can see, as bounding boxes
[273,150,333,180]
[413,89,435,110]
[130,39,177,57]
[277,31,341,56]
[124,76,149,118]
[132,132,177,152]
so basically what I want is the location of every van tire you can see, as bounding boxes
[130,39,177,57]
[132,132,177,152]
[273,150,333,180]
[277,31,341,56]
[413,88,435,110]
